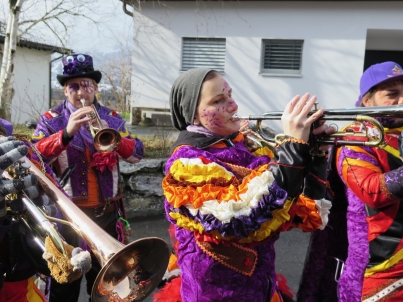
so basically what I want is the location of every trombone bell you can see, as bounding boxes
[93,238,169,301]
[24,157,170,301]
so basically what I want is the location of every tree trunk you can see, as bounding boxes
[0,0,25,122]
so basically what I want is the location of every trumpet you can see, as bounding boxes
[81,99,121,152]
[7,157,170,301]
[233,104,403,148]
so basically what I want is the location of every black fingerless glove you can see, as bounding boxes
[270,138,312,198]
[302,155,328,200]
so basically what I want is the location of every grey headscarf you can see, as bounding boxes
[169,68,216,131]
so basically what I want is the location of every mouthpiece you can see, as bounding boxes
[231,114,247,122]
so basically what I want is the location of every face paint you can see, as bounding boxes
[195,74,240,137]
[67,80,94,94]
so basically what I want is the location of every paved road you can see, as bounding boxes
[78,215,310,301]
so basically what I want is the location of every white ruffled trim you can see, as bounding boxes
[162,268,181,281]
[185,170,275,223]
[315,198,332,230]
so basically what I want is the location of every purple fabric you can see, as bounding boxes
[339,145,378,167]
[356,61,403,106]
[165,137,295,301]
[175,225,279,302]
[384,166,403,199]
[336,147,369,302]
[165,142,270,173]
[33,99,142,199]
[337,189,368,302]
[62,54,95,76]
[165,180,287,238]
[186,125,218,137]
[0,119,13,136]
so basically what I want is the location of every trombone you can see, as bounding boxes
[80,99,121,152]
[7,156,170,302]
[234,104,403,149]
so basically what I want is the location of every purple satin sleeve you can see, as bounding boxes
[384,167,403,199]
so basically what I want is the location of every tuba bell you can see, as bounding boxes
[7,156,170,301]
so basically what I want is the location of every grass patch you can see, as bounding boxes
[119,112,130,119]
[13,124,34,137]
[139,135,174,158]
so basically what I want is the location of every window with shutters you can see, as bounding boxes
[261,39,303,76]
[181,38,226,73]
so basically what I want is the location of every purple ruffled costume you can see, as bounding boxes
[163,131,330,302]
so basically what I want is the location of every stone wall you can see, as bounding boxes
[120,158,167,219]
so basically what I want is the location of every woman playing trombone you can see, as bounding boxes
[154,68,334,302]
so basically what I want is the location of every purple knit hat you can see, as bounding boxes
[57,54,102,86]
[355,61,403,106]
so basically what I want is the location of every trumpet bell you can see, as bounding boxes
[94,128,121,152]
[92,237,169,302]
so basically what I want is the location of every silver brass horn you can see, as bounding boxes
[10,157,170,301]
[233,104,403,148]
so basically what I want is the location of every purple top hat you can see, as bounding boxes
[57,54,102,86]
[355,61,403,106]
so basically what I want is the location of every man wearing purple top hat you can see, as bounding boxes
[32,53,144,302]
[298,61,403,302]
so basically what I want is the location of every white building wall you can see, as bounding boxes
[11,47,51,124]
[131,1,403,129]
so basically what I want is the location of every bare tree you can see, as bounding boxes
[0,0,99,121]
[97,39,132,114]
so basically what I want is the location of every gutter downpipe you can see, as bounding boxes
[122,0,134,17]
[49,55,64,109]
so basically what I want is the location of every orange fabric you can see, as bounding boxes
[291,195,323,232]
[171,133,244,155]
[269,290,283,302]
[163,164,269,209]
[167,254,179,272]
[74,149,99,207]
[335,141,399,241]
[337,146,395,209]
[0,277,46,302]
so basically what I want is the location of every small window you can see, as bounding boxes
[261,39,303,75]
[181,38,226,73]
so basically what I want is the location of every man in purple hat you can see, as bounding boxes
[32,53,144,302]
[298,61,403,302]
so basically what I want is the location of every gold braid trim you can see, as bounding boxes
[196,240,258,277]
[275,137,308,148]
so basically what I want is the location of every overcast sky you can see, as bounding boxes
[1,0,133,55]
[67,1,133,54]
